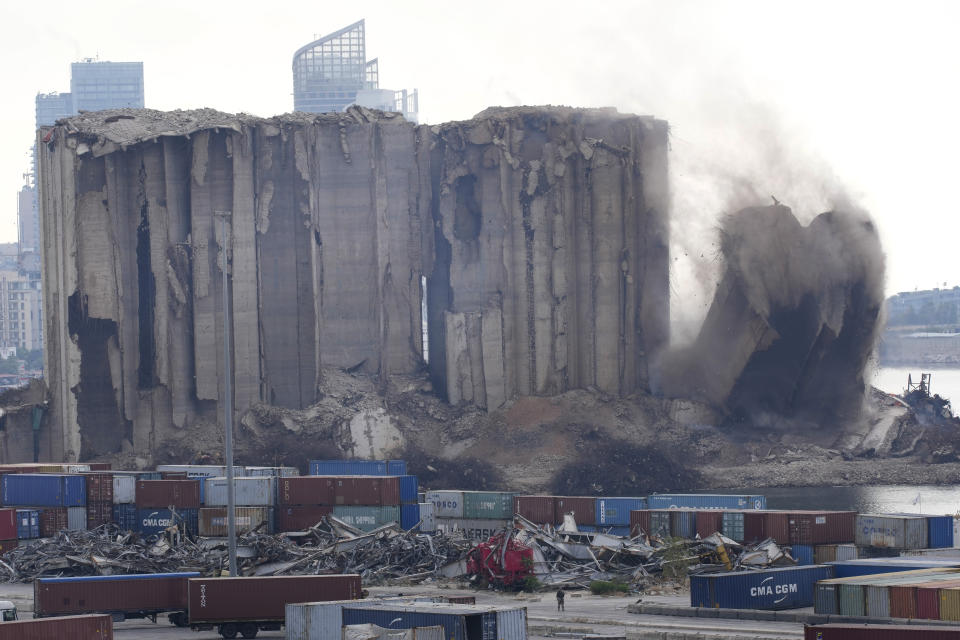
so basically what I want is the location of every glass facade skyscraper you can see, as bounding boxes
[293,20,417,121]
[70,60,144,112]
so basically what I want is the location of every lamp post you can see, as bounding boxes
[214,210,237,577]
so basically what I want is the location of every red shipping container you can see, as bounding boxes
[334,477,383,506]
[278,477,335,506]
[805,624,960,640]
[744,511,790,543]
[380,476,400,506]
[890,584,918,619]
[0,614,113,639]
[83,474,114,503]
[915,580,960,620]
[86,502,113,529]
[787,511,856,544]
[554,497,596,526]
[275,505,333,531]
[696,511,723,538]
[39,507,67,537]
[0,508,16,540]
[514,496,556,525]
[188,574,361,623]
[135,480,200,508]
[35,573,193,616]
[630,510,651,537]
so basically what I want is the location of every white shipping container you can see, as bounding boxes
[63,464,91,474]
[198,507,273,536]
[954,516,960,549]
[425,491,464,518]
[66,506,86,530]
[419,503,436,533]
[204,477,275,506]
[156,465,246,477]
[343,624,443,640]
[244,466,299,477]
[112,475,136,504]
[286,599,390,640]
[435,518,511,541]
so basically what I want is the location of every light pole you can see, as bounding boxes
[215,210,237,577]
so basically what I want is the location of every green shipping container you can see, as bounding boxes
[462,492,516,519]
[838,583,865,616]
[332,506,400,532]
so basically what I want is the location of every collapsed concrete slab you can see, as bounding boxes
[665,204,884,430]
[37,106,669,461]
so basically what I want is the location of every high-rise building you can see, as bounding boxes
[17,184,38,253]
[70,60,144,112]
[0,270,42,352]
[293,20,418,122]
[35,92,74,127]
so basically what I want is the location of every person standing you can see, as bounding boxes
[556,588,565,611]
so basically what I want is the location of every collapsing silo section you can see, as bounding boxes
[666,204,884,429]
[37,106,669,461]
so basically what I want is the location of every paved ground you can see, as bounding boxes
[0,581,806,639]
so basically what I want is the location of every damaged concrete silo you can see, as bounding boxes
[37,106,670,462]
[665,204,884,430]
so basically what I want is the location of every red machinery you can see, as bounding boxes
[466,531,534,586]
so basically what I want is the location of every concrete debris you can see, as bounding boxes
[37,105,669,464]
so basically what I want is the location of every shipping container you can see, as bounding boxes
[435,518,512,541]
[35,572,199,620]
[188,574,361,624]
[647,493,766,510]
[857,514,929,549]
[695,510,723,539]
[744,511,790,543]
[629,510,650,537]
[38,507,67,536]
[1,474,86,507]
[941,587,960,621]
[722,511,745,542]
[278,476,393,507]
[156,465,246,477]
[554,497,596,526]
[275,505,333,532]
[419,503,436,533]
[381,476,401,506]
[203,477,275,507]
[828,558,960,579]
[278,476,335,506]
[286,598,470,640]
[813,568,960,615]
[814,544,858,564]
[0,614,113,639]
[332,505,399,531]
[112,504,137,531]
[198,507,273,536]
[788,511,856,545]
[67,506,86,530]
[804,624,960,640]
[596,497,646,526]
[244,466,299,477]
[136,508,199,537]
[670,510,696,539]
[0,539,17,554]
[426,491,464,518]
[463,492,515,520]
[793,544,814,565]
[929,516,954,549]
[135,480,200,509]
[16,509,39,539]
[0,509,16,540]
[308,460,407,476]
[112,475,135,504]
[399,476,419,504]
[401,504,421,530]
[341,604,527,640]
[690,565,834,610]
[83,473,114,503]
[886,577,960,619]
[650,511,671,537]
[514,496,555,525]
[86,501,113,529]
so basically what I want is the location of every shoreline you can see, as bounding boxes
[699,457,960,489]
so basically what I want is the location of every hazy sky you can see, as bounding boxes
[2,0,957,327]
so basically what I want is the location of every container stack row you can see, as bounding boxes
[814,567,960,619]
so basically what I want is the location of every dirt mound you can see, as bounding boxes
[548,440,702,495]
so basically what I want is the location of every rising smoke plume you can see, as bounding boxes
[664,202,885,432]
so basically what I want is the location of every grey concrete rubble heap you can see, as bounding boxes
[37,106,670,461]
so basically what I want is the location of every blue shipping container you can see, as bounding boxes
[792,544,814,565]
[927,515,954,548]
[342,606,497,640]
[596,497,647,526]
[308,460,408,476]
[400,504,421,530]
[2,474,86,506]
[690,565,834,610]
[399,476,418,504]
[827,557,960,578]
[136,508,199,537]
[113,504,138,531]
[647,494,766,510]
[16,509,39,539]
